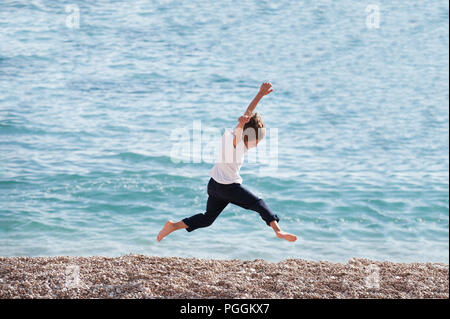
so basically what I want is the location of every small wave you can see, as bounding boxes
[21,220,77,234]
[0,123,47,136]
[101,152,174,166]
[0,180,30,188]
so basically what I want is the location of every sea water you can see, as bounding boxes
[0,0,448,262]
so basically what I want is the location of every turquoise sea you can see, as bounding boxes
[0,0,448,263]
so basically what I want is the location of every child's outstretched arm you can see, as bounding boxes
[244,82,273,116]
[233,82,273,147]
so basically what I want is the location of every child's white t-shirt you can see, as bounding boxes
[209,129,248,184]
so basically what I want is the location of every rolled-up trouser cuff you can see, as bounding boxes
[248,198,280,226]
[268,214,280,226]
[182,217,195,232]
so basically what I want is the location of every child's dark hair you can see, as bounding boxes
[243,112,265,143]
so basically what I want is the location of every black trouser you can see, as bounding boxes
[182,178,280,232]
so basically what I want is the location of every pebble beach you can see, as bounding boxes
[0,255,448,299]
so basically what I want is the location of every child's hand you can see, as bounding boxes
[259,82,274,96]
[238,115,251,126]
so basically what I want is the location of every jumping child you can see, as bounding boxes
[157,82,297,242]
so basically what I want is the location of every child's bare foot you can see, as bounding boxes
[157,220,175,242]
[275,230,298,242]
